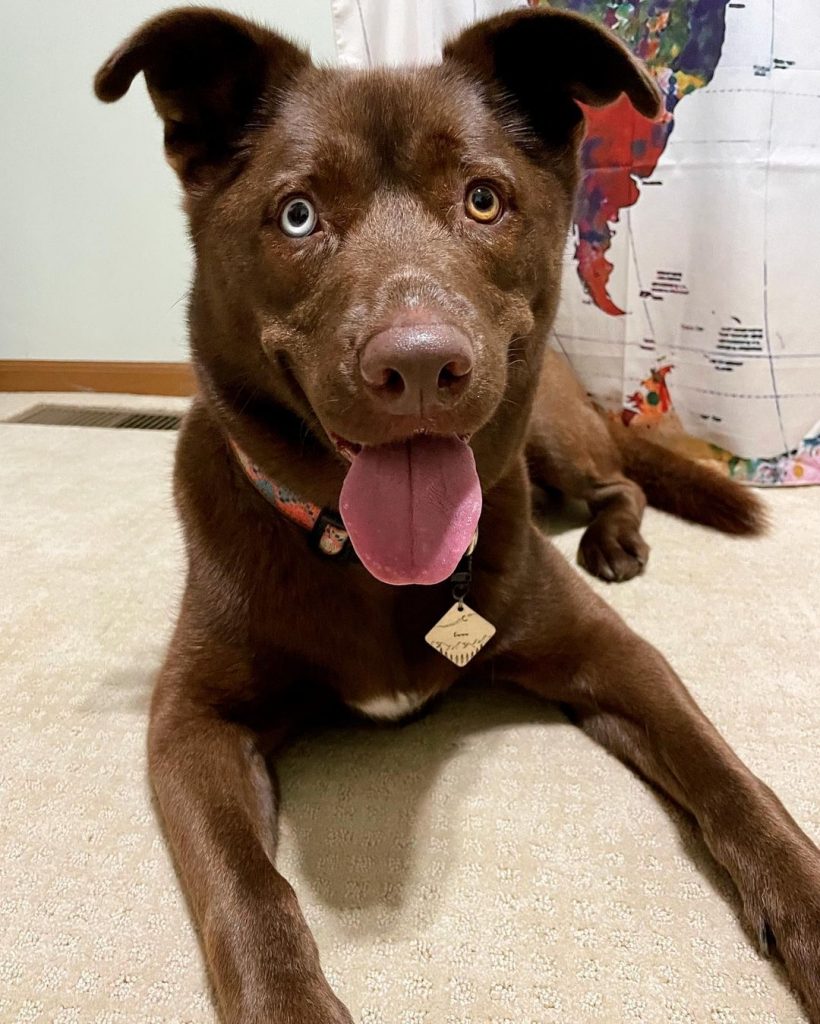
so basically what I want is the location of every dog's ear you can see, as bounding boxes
[443,9,661,149]
[94,7,310,186]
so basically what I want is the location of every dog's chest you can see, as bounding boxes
[345,689,434,721]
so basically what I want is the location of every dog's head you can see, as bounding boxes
[96,7,658,585]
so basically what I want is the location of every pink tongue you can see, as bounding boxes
[339,435,481,586]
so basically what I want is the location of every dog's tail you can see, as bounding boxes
[607,421,768,535]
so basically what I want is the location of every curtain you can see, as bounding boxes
[332,0,820,485]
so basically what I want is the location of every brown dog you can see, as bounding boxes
[95,8,819,1022]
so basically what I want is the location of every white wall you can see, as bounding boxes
[0,0,337,362]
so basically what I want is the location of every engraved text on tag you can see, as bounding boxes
[425,602,496,667]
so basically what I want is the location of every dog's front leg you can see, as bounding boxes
[149,624,352,1024]
[496,535,820,1020]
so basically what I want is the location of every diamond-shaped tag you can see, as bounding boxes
[425,601,496,667]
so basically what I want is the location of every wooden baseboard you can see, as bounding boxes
[0,360,196,397]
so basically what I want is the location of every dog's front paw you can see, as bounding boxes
[743,846,820,1021]
[577,519,649,582]
[233,978,355,1024]
[279,992,355,1024]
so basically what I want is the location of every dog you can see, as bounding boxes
[95,8,819,1022]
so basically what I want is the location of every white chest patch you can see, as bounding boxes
[348,690,432,722]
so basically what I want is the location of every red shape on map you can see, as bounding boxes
[576,96,672,316]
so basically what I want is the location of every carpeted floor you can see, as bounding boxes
[1,392,818,1024]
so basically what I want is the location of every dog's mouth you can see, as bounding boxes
[329,431,481,587]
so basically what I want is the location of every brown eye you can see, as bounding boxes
[465,184,502,223]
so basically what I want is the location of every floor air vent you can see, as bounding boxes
[6,404,183,431]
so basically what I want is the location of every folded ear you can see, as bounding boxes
[94,7,310,186]
[443,9,661,150]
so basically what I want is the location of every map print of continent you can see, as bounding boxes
[530,0,729,316]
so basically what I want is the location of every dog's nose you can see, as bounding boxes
[360,323,474,415]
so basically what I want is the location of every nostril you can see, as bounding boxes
[362,361,405,393]
[383,368,405,396]
[438,361,472,391]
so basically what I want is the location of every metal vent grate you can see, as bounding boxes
[6,403,183,431]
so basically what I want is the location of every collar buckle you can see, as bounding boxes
[309,509,356,561]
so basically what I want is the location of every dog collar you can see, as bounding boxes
[229,438,354,559]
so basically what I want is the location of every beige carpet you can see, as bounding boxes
[1,393,818,1024]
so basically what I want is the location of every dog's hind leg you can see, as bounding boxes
[527,349,649,581]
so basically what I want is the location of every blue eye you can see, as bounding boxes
[279,197,317,237]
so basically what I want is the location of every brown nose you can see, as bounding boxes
[360,323,474,415]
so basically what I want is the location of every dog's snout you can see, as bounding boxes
[360,321,474,415]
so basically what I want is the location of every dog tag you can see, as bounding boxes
[425,602,496,667]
